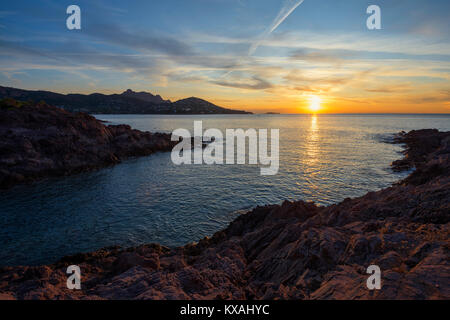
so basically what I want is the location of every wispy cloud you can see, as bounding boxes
[195,31,450,57]
[366,84,412,93]
[212,76,272,90]
[248,0,305,55]
[290,48,350,64]
[1,0,449,112]
[221,0,305,79]
[86,23,193,57]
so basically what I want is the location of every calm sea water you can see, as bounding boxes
[1,114,449,266]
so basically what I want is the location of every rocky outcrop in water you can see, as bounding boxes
[0,100,179,189]
[0,129,449,300]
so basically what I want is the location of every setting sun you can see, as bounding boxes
[308,96,322,113]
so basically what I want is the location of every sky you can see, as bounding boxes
[0,0,449,113]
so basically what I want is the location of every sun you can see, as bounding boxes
[308,96,321,113]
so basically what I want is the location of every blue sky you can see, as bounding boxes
[1,0,449,112]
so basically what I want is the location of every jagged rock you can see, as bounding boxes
[0,102,179,189]
[0,129,448,300]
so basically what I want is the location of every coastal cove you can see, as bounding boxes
[1,113,449,267]
[0,127,449,299]
[1,0,449,302]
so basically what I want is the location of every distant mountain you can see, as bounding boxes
[120,89,171,104]
[172,97,238,114]
[0,86,252,114]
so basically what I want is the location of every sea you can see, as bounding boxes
[1,114,449,265]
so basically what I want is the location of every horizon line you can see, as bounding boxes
[2,85,449,115]
[258,112,450,115]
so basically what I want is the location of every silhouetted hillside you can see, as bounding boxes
[0,86,252,114]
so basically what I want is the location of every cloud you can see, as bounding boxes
[219,0,305,80]
[198,30,450,57]
[0,25,242,79]
[366,85,411,93]
[291,85,323,93]
[249,0,305,55]
[408,89,450,104]
[284,71,351,86]
[83,23,246,71]
[281,68,377,95]
[1,3,448,111]
[290,48,352,63]
[86,23,193,57]
[0,39,157,72]
[0,39,55,60]
[212,76,273,90]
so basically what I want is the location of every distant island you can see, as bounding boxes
[0,86,252,115]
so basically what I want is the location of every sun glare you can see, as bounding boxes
[308,96,321,113]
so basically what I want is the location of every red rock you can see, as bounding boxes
[0,102,179,189]
[0,128,448,300]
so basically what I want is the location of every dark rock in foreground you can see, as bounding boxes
[0,129,449,300]
[0,101,178,189]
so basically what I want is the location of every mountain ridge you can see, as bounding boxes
[0,86,252,114]
[120,89,171,104]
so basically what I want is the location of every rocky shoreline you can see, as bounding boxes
[0,122,449,299]
[0,101,179,189]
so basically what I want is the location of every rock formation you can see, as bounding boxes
[0,100,179,189]
[0,126,448,300]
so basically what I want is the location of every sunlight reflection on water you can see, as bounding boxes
[1,114,449,265]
